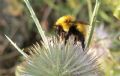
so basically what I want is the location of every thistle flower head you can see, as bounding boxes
[16,37,103,76]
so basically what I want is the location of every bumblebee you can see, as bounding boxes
[55,15,87,49]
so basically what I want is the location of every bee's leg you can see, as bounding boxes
[79,36,85,50]
[55,27,60,40]
[81,39,85,50]
[74,36,79,44]
[65,32,72,44]
[77,33,85,50]
[65,33,69,44]
[56,26,65,41]
[61,32,65,40]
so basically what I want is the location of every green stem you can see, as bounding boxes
[86,0,100,48]
[23,0,49,50]
[87,0,92,22]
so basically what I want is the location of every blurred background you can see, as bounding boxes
[0,0,120,76]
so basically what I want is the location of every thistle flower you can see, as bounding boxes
[15,37,103,76]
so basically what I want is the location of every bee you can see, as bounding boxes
[55,15,87,49]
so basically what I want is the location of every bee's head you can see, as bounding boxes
[55,15,75,32]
